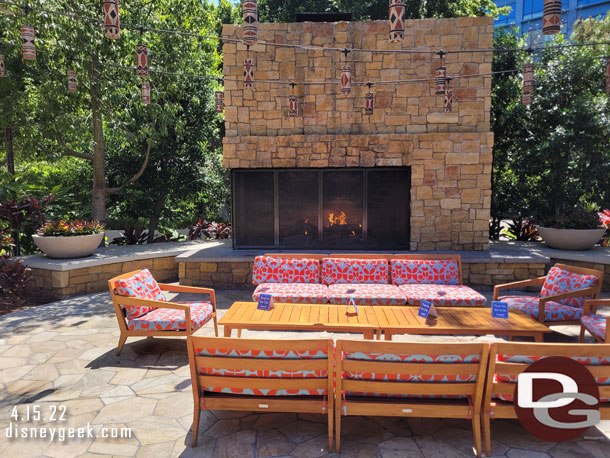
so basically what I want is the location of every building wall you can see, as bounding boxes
[222,18,494,250]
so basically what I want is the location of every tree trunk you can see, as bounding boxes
[88,58,107,223]
[147,193,166,244]
[5,127,14,176]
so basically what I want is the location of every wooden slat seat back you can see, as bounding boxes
[335,339,488,456]
[483,342,610,456]
[187,336,334,449]
[391,254,463,284]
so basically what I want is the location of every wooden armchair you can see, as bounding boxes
[580,299,610,343]
[493,263,603,327]
[108,270,218,355]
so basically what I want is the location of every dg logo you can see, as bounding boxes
[515,356,600,442]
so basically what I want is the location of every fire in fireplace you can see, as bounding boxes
[232,167,410,250]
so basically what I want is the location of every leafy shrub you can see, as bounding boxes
[501,218,539,241]
[38,220,104,237]
[0,256,31,299]
[187,219,232,240]
[541,208,601,230]
[110,226,149,245]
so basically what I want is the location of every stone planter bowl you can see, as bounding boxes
[537,226,606,251]
[32,233,105,259]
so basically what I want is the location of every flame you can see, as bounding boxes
[328,211,347,226]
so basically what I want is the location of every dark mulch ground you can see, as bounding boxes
[0,290,56,316]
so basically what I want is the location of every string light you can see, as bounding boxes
[435,50,447,94]
[102,0,120,39]
[389,1,405,43]
[136,42,148,77]
[242,1,258,45]
[522,63,534,107]
[141,80,151,104]
[215,90,224,113]
[365,82,374,116]
[67,68,77,92]
[288,82,297,117]
[244,45,254,89]
[0,53,5,77]
[340,48,351,95]
[444,77,453,113]
[20,24,36,61]
[542,0,561,35]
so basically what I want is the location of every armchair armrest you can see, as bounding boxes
[583,299,610,316]
[537,286,598,323]
[493,277,545,300]
[157,283,217,313]
[115,296,193,329]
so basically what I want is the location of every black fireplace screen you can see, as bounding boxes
[232,168,411,250]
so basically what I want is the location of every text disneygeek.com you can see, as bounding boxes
[5,423,132,442]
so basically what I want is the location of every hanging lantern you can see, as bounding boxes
[289,95,298,117]
[141,81,151,105]
[435,66,447,94]
[444,90,453,113]
[242,1,258,45]
[215,91,224,113]
[522,63,534,107]
[389,1,405,43]
[21,25,36,61]
[0,54,5,77]
[542,0,561,35]
[103,0,121,39]
[341,66,351,94]
[244,58,254,89]
[67,69,77,93]
[365,83,374,115]
[136,44,148,77]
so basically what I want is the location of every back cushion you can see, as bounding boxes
[391,259,460,285]
[540,266,598,308]
[252,256,320,285]
[114,269,165,319]
[321,258,389,285]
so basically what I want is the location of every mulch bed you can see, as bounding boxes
[0,291,56,316]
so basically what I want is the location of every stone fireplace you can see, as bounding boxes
[222,17,493,250]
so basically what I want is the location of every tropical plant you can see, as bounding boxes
[0,256,31,300]
[501,218,539,241]
[187,218,232,240]
[37,220,104,237]
[0,195,54,255]
[541,207,602,230]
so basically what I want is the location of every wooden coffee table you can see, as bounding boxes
[219,301,380,339]
[374,306,551,341]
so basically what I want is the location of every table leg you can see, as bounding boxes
[384,331,392,341]
[237,329,242,338]
[534,333,543,342]
[363,330,374,340]
[507,335,514,341]
[224,326,232,337]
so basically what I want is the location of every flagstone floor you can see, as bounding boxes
[0,289,609,458]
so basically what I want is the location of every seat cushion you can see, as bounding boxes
[252,256,320,285]
[398,284,486,307]
[322,258,389,285]
[252,283,329,304]
[540,266,598,308]
[500,295,582,322]
[127,301,213,331]
[328,284,406,305]
[114,269,166,319]
[582,314,607,341]
[391,259,460,286]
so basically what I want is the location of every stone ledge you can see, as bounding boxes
[19,240,218,271]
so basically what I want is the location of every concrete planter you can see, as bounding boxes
[32,233,105,259]
[537,226,606,251]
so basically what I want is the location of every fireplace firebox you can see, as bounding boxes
[232,168,410,250]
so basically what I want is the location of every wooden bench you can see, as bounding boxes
[187,336,335,450]
[335,339,489,456]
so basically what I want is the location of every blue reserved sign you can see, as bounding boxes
[257,293,274,311]
[492,301,509,319]
[418,300,434,319]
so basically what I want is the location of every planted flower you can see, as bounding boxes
[38,220,105,237]
[33,220,105,259]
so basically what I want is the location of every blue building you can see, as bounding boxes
[494,0,610,41]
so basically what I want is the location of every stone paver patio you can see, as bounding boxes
[1,289,609,458]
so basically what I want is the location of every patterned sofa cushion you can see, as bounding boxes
[252,283,329,304]
[540,266,598,308]
[252,256,320,285]
[127,301,213,331]
[391,259,460,286]
[494,353,610,402]
[194,347,329,396]
[114,269,166,319]
[581,314,607,341]
[328,284,406,305]
[398,284,486,307]
[500,295,582,322]
[322,258,389,285]
[343,351,481,399]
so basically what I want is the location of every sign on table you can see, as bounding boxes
[492,301,509,319]
[418,300,438,319]
[257,293,275,311]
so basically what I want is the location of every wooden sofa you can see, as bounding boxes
[251,253,486,307]
[482,341,610,456]
[187,336,334,449]
[108,269,218,355]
